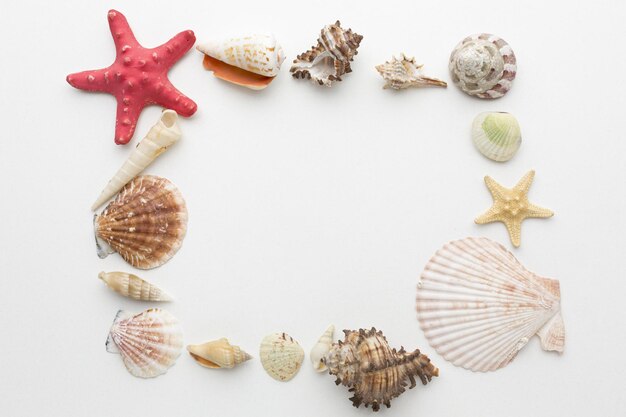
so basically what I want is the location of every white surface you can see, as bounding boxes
[0,1,625,416]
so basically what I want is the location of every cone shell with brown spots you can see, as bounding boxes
[94,175,188,269]
[323,328,439,411]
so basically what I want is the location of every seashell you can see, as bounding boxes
[323,328,438,411]
[259,332,304,381]
[471,112,521,162]
[91,110,182,211]
[416,237,565,372]
[94,175,188,269]
[197,34,285,90]
[106,308,183,378]
[290,21,363,87]
[98,271,172,301]
[375,54,447,90]
[449,33,517,99]
[187,338,252,369]
[310,324,334,372]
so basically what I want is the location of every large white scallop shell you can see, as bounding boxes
[471,112,521,162]
[449,33,517,99]
[259,332,304,381]
[106,309,183,378]
[416,237,564,372]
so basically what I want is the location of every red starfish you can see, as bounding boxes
[67,10,198,145]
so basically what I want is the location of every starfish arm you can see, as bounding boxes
[153,30,196,68]
[107,10,139,53]
[524,203,554,219]
[474,208,502,224]
[514,170,536,193]
[484,176,508,200]
[504,219,523,247]
[66,68,112,92]
[114,98,144,145]
[151,79,198,117]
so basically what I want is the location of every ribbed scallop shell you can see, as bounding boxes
[449,33,517,99]
[416,237,565,372]
[290,21,363,86]
[94,175,188,269]
[187,338,252,369]
[471,112,521,161]
[259,333,304,381]
[323,328,439,411]
[98,271,172,301]
[106,308,183,378]
[375,54,447,90]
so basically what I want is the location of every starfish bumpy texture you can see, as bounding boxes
[475,170,553,247]
[66,10,197,145]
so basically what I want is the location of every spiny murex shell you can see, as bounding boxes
[323,328,438,411]
[449,33,516,99]
[98,271,172,301]
[91,110,182,211]
[197,34,285,90]
[290,21,363,86]
[94,175,188,269]
[416,237,565,372]
[259,333,304,381]
[310,324,334,372]
[187,338,252,369]
[376,54,447,90]
[106,308,183,378]
[472,112,521,162]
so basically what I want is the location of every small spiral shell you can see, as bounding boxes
[98,271,172,301]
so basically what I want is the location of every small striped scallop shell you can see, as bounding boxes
[106,309,183,378]
[416,237,564,372]
[98,271,172,301]
[449,34,517,99]
[259,333,304,381]
[94,175,188,269]
[471,112,521,161]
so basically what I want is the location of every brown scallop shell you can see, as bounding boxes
[323,328,438,411]
[94,175,188,269]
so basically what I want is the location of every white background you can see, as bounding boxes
[1,0,625,416]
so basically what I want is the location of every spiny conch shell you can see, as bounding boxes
[310,324,334,372]
[472,112,521,162]
[449,33,517,99]
[323,328,438,411]
[259,332,304,381]
[106,308,183,378]
[196,34,285,90]
[416,237,565,372]
[91,110,182,211]
[94,175,188,269]
[98,271,172,301]
[290,21,363,87]
[187,338,252,369]
[375,54,447,90]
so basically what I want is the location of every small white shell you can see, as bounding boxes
[376,54,447,90]
[260,332,304,381]
[187,338,252,369]
[310,325,334,372]
[449,33,517,99]
[106,309,183,378]
[98,271,172,301]
[471,112,521,161]
[416,237,564,372]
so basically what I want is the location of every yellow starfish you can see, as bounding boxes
[475,170,553,247]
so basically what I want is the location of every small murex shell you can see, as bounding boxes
[259,332,304,381]
[310,324,334,372]
[290,21,363,87]
[324,328,439,411]
[187,338,252,369]
[197,34,285,90]
[471,112,521,161]
[98,271,172,301]
[449,33,517,99]
[106,308,183,378]
[94,175,188,269]
[375,54,447,90]
[416,237,565,372]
